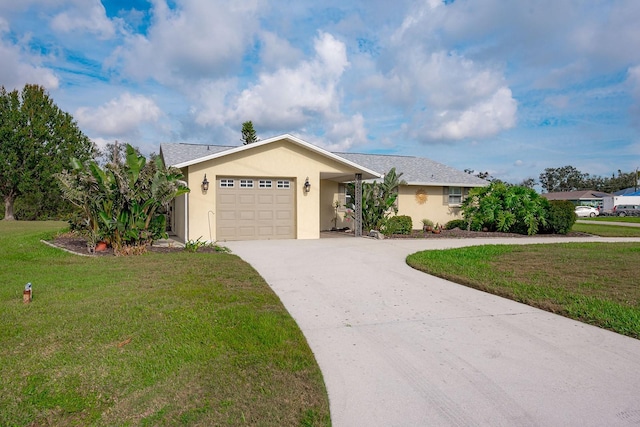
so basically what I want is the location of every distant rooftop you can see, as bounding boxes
[541,190,612,200]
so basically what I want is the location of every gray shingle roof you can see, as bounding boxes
[160,143,234,167]
[160,142,487,187]
[335,152,487,186]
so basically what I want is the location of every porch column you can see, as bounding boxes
[355,173,362,237]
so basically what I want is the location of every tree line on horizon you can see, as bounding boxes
[466,166,639,194]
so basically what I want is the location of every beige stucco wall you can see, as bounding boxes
[319,180,352,230]
[172,193,187,242]
[186,140,366,241]
[396,185,463,229]
[320,180,338,231]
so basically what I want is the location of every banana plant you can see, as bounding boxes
[57,143,190,255]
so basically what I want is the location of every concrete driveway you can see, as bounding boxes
[225,236,640,427]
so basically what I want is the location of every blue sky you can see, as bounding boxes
[1,0,639,185]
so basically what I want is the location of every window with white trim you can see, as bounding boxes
[277,180,290,189]
[220,179,234,188]
[240,179,254,188]
[259,180,272,188]
[447,187,469,205]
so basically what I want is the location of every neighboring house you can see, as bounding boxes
[541,190,612,209]
[160,134,487,242]
[614,187,640,196]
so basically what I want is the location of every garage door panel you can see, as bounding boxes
[275,226,292,236]
[276,210,291,220]
[238,210,255,220]
[257,194,274,204]
[238,194,256,204]
[218,210,236,220]
[275,194,291,204]
[238,226,257,237]
[218,194,236,206]
[217,177,295,241]
[257,210,273,220]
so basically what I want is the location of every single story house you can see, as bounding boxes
[541,190,612,209]
[160,134,487,242]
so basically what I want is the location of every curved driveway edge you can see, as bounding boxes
[225,237,640,427]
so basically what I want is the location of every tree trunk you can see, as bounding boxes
[4,193,15,220]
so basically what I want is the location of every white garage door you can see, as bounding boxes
[216,177,296,241]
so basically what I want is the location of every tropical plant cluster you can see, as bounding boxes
[460,182,575,235]
[345,167,405,233]
[56,144,189,255]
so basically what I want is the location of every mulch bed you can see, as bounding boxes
[49,233,210,256]
[387,228,592,239]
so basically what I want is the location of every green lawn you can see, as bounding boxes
[572,222,640,237]
[0,221,329,426]
[579,216,640,223]
[407,240,640,339]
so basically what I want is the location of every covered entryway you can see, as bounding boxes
[216,176,295,241]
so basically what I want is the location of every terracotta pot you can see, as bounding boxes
[95,241,108,252]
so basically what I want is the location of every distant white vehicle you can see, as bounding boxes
[575,206,599,217]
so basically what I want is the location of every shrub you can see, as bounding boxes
[542,200,576,234]
[444,219,468,230]
[383,215,413,235]
[461,182,549,235]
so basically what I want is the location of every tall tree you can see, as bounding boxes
[241,121,259,145]
[0,84,93,220]
[517,177,537,189]
[539,166,588,193]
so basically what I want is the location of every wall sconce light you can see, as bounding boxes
[304,177,311,193]
[202,174,209,191]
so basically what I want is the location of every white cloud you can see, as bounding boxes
[192,78,239,127]
[322,114,367,152]
[0,21,59,90]
[258,31,303,70]
[117,0,261,83]
[190,31,367,149]
[50,0,116,39]
[75,93,162,136]
[425,87,517,140]
[228,32,348,126]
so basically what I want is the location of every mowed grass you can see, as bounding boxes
[0,221,329,426]
[407,241,640,339]
[572,222,640,237]
[582,216,640,223]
